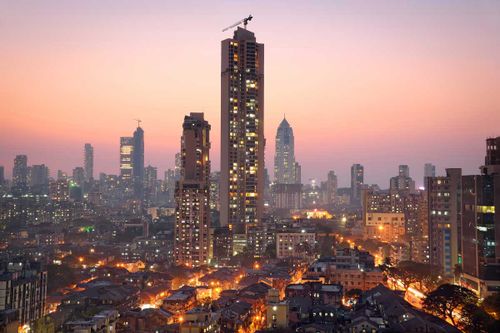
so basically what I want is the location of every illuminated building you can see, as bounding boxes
[324,170,338,206]
[350,164,364,206]
[132,125,144,199]
[276,231,316,259]
[424,163,436,188]
[364,212,406,243]
[307,251,383,291]
[209,172,220,211]
[212,226,233,263]
[144,165,158,204]
[72,167,85,187]
[12,155,29,195]
[84,143,94,182]
[174,113,211,267]
[274,117,298,184]
[220,27,264,253]
[460,137,500,297]
[266,289,288,329]
[49,179,69,202]
[390,165,416,194]
[427,168,462,277]
[0,262,47,326]
[120,137,134,183]
[30,164,49,195]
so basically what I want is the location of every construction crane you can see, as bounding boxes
[222,15,253,32]
[134,119,142,128]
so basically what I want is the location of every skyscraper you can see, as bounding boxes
[424,163,436,187]
[427,168,462,277]
[0,166,4,185]
[30,164,49,194]
[174,113,211,267]
[72,167,85,187]
[350,164,364,205]
[325,170,338,206]
[12,155,29,195]
[390,164,415,194]
[84,143,94,182]
[132,125,144,199]
[485,137,500,174]
[220,27,264,254]
[460,137,500,297]
[120,137,134,182]
[274,117,297,184]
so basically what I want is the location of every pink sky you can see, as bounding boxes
[1,1,499,187]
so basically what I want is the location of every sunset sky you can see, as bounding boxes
[1,0,499,187]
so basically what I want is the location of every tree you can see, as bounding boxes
[482,292,500,320]
[295,242,312,258]
[345,288,363,306]
[263,242,276,259]
[459,303,494,333]
[423,284,478,327]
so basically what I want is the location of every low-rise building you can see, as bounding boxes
[276,231,316,259]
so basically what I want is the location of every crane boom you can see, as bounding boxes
[222,15,253,32]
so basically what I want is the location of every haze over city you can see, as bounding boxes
[2,0,499,186]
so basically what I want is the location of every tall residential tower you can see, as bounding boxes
[132,125,144,199]
[174,113,211,267]
[84,143,94,182]
[220,27,264,254]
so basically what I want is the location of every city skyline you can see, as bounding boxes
[1,1,500,187]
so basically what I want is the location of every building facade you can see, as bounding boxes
[0,262,47,326]
[120,137,134,183]
[460,137,500,297]
[274,117,298,184]
[132,126,144,199]
[220,27,265,254]
[427,168,462,277]
[84,143,94,182]
[174,113,211,267]
[350,164,364,206]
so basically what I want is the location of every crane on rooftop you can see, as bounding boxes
[222,15,253,32]
[134,119,142,128]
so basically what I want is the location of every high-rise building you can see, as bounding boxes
[30,164,49,194]
[272,183,302,210]
[460,137,500,297]
[72,167,85,187]
[132,126,144,199]
[49,179,70,202]
[485,137,500,174]
[350,164,364,206]
[84,143,94,182]
[144,165,158,204]
[0,262,47,326]
[390,164,415,194]
[274,117,297,184]
[0,166,5,188]
[174,113,211,267]
[174,152,182,180]
[325,170,338,206]
[220,27,265,254]
[427,168,462,277]
[424,163,436,187]
[294,161,302,184]
[120,137,134,182]
[12,155,29,195]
